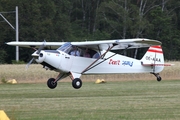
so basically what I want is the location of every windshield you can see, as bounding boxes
[57,42,72,54]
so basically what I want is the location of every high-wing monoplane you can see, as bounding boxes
[7,38,170,89]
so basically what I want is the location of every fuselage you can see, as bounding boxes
[35,49,164,75]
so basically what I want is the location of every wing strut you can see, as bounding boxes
[81,44,117,74]
[82,53,117,74]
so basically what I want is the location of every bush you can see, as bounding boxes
[1,77,6,83]
[11,60,25,64]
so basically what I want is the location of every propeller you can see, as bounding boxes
[26,40,46,69]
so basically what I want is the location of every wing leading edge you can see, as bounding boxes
[6,38,161,50]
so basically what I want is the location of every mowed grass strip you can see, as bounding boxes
[0,80,180,120]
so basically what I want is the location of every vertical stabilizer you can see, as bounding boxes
[141,45,164,73]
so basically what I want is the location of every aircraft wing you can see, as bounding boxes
[71,38,161,50]
[6,41,65,49]
[6,38,161,50]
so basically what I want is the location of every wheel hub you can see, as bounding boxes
[51,81,56,86]
[76,81,80,86]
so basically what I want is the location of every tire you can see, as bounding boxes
[72,78,82,89]
[157,76,162,82]
[47,78,57,89]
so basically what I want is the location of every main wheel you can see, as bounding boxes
[72,78,82,89]
[157,76,162,82]
[47,78,57,89]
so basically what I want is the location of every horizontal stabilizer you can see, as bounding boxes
[141,62,174,66]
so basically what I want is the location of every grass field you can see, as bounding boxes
[1,81,180,120]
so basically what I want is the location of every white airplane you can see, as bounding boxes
[7,38,171,89]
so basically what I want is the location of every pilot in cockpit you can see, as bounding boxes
[83,48,91,58]
[70,46,80,56]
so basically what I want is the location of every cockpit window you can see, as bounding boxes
[57,42,101,58]
[57,42,72,54]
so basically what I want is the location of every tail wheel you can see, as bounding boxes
[47,78,57,89]
[72,78,82,89]
[151,72,162,82]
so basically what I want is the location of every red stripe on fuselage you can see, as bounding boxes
[142,64,172,66]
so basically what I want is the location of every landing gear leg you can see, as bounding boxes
[151,72,162,81]
[47,73,69,89]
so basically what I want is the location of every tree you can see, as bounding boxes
[97,0,133,39]
[146,1,180,60]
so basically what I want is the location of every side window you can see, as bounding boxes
[110,48,148,60]
[92,53,100,58]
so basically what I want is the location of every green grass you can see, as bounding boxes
[1,80,180,120]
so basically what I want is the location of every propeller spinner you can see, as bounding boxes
[26,40,46,68]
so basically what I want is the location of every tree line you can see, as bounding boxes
[0,0,180,63]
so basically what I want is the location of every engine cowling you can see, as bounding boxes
[31,50,46,64]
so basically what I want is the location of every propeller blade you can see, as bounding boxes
[26,58,34,69]
[37,40,46,54]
